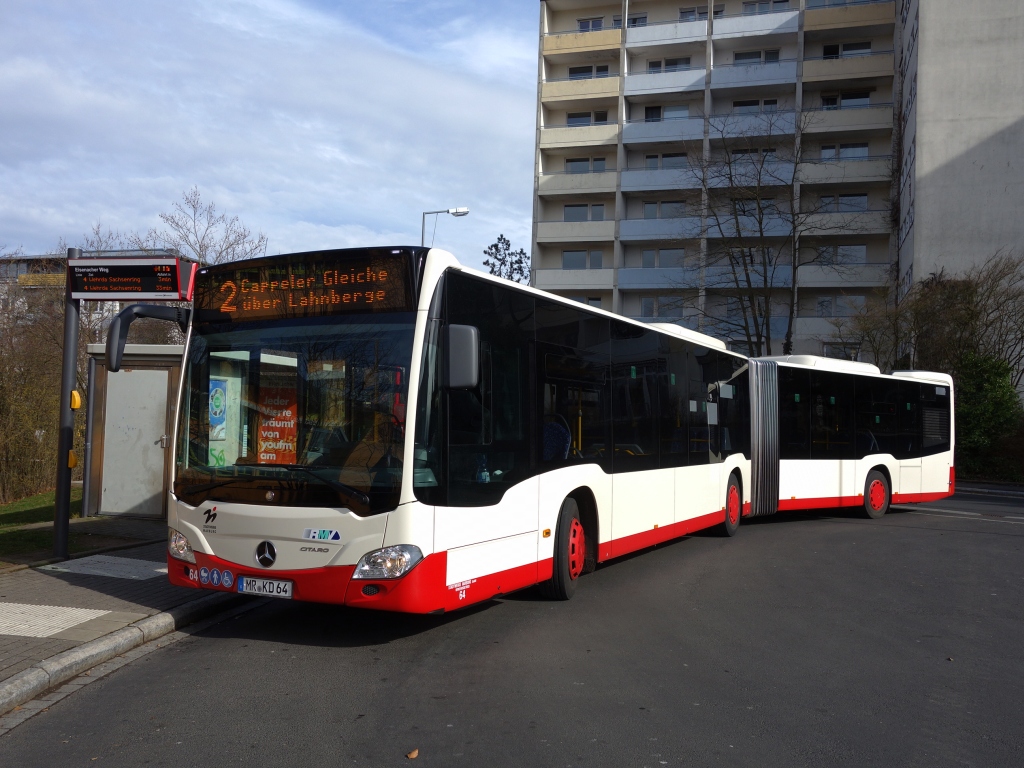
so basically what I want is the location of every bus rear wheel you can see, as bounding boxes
[541,498,586,601]
[722,474,741,537]
[864,470,890,519]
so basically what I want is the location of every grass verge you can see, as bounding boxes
[0,489,83,530]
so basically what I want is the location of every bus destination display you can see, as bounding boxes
[194,252,412,322]
[68,258,186,300]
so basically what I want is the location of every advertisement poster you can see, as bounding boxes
[258,387,298,464]
[209,380,227,441]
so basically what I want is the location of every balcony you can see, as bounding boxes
[708,109,797,139]
[541,75,621,103]
[802,209,891,236]
[620,217,703,241]
[534,268,615,291]
[802,103,893,134]
[704,264,794,288]
[710,60,797,89]
[804,0,895,32]
[538,170,617,196]
[712,9,799,39]
[797,262,891,288]
[798,156,891,185]
[705,160,796,189]
[621,167,703,192]
[619,267,698,290]
[706,214,792,238]
[542,28,622,55]
[536,220,616,243]
[623,116,706,144]
[803,51,894,84]
[625,19,707,47]
[539,123,619,149]
[625,67,706,97]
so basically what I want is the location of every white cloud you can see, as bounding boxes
[0,0,537,268]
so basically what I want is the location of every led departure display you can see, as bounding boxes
[68,257,192,300]
[193,250,414,322]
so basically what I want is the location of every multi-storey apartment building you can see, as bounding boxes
[530,0,1024,358]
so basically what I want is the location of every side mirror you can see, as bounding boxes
[444,324,479,389]
[106,304,191,372]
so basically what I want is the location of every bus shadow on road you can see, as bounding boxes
[192,594,501,648]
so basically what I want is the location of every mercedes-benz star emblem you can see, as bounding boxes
[255,541,277,568]
[265,491,276,502]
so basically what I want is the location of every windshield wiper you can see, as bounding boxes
[276,465,371,511]
[179,478,245,495]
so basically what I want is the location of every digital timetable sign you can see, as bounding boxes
[193,250,415,322]
[68,257,195,300]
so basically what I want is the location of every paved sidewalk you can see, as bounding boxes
[0,537,206,685]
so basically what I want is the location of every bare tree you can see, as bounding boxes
[831,251,1024,385]
[483,234,530,284]
[136,186,268,266]
[662,109,865,355]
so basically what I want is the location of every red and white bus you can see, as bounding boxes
[106,247,953,612]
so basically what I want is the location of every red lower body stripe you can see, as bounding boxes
[167,487,952,613]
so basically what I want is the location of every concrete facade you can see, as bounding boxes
[896,0,1024,290]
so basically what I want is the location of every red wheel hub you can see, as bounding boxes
[868,479,886,510]
[567,518,585,580]
[727,485,740,526]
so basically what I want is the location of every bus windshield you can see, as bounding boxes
[174,313,415,514]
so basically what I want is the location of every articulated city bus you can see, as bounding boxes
[106,246,953,612]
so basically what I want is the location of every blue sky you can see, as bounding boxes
[0,0,539,269]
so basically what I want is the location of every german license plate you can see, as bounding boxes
[238,576,293,599]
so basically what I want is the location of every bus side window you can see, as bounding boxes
[611,321,660,472]
[444,273,533,507]
[810,371,855,460]
[659,338,689,469]
[778,366,810,460]
[854,375,897,458]
[688,346,712,466]
[919,382,951,455]
[896,381,921,459]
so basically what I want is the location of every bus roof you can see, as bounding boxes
[762,354,952,386]
[448,257,731,353]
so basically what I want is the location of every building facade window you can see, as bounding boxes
[561,250,604,270]
[821,142,870,160]
[566,110,609,127]
[563,203,606,222]
[577,17,603,31]
[564,157,608,174]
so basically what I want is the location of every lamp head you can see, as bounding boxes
[448,207,469,217]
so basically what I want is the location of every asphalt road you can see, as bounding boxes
[2,490,1023,767]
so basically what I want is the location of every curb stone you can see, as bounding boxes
[0,591,246,716]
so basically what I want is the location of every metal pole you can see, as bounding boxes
[421,212,427,247]
[53,247,81,559]
[81,355,97,518]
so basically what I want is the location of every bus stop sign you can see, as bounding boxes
[67,256,197,300]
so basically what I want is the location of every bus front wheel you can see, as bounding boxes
[864,470,890,519]
[541,498,586,601]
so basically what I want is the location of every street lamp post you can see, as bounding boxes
[421,207,469,247]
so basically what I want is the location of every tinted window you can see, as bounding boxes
[854,375,898,457]
[538,299,611,470]
[778,366,810,460]
[445,273,533,506]
[659,338,690,469]
[611,322,660,472]
[810,371,856,460]
[918,382,951,455]
[719,359,750,459]
[895,381,921,459]
[689,346,718,464]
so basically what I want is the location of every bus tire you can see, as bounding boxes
[864,470,890,519]
[541,497,586,601]
[722,473,741,537]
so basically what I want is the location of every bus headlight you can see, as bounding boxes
[352,545,423,580]
[168,528,196,563]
